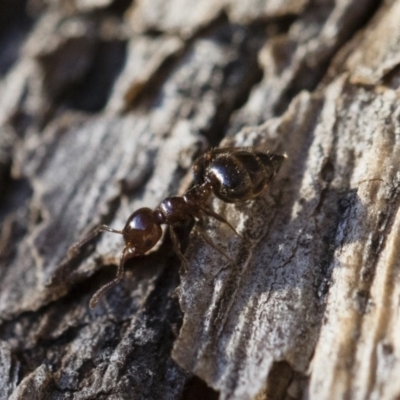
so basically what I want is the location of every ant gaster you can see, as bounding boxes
[68,147,286,308]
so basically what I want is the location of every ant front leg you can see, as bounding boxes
[68,225,123,257]
[89,247,130,308]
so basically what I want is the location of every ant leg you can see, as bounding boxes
[200,206,244,241]
[169,226,189,272]
[195,218,235,264]
[68,225,122,257]
[89,247,130,308]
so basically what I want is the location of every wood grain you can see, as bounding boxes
[0,0,399,399]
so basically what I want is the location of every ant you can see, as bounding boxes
[68,147,286,308]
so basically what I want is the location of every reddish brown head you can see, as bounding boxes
[122,208,163,256]
[86,208,163,308]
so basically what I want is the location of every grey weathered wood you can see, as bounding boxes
[1,0,399,399]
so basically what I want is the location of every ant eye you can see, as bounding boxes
[145,239,153,248]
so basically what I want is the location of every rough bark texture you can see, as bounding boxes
[0,0,399,399]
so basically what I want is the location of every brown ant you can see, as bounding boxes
[68,147,286,308]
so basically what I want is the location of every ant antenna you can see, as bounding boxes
[89,247,131,308]
[68,225,123,257]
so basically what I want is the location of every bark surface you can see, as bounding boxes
[0,0,399,399]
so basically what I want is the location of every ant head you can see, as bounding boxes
[122,208,162,256]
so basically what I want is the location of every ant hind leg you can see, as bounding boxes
[195,217,235,264]
[200,205,247,243]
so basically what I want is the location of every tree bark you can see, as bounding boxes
[1,0,399,399]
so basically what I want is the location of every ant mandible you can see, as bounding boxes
[68,147,286,308]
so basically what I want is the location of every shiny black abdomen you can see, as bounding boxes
[192,148,285,203]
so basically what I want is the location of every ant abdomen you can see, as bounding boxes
[193,148,286,203]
